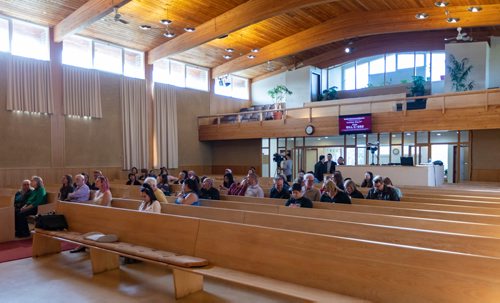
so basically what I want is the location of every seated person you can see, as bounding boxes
[320,180,351,204]
[93,175,112,207]
[139,183,161,213]
[89,170,102,190]
[130,167,138,175]
[14,179,33,210]
[244,173,264,198]
[138,169,148,181]
[59,175,74,201]
[173,170,188,184]
[219,172,235,191]
[303,173,321,201]
[175,179,200,206]
[285,183,313,208]
[187,170,200,184]
[15,176,47,238]
[270,176,290,199]
[228,177,248,196]
[144,177,168,203]
[157,174,171,196]
[384,177,403,199]
[361,171,374,188]
[200,178,220,200]
[66,174,90,202]
[126,173,141,185]
[344,179,364,199]
[366,175,400,201]
[333,171,345,191]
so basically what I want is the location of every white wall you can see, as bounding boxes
[444,41,489,92]
[489,36,500,88]
[251,66,312,108]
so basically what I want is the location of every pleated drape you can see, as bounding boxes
[121,77,149,170]
[7,55,53,114]
[63,65,102,118]
[154,83,178,168]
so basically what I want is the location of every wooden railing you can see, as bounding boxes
[198,88,500,126]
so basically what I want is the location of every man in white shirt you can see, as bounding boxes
[244,173,264,198]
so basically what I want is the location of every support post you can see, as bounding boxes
[172,268,204,299]
[89,247,120,274]
[32,233,61,257]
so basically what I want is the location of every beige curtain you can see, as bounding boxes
[121,77,149,170]
[7,55,53,114]
[63,65,102,118]
[154,83,178,168]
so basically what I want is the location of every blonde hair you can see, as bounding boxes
[324,180,338,196]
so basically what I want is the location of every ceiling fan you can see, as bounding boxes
[445,27,472,42]
[112,7,129,24]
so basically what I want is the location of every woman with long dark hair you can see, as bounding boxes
[175,179,200,206]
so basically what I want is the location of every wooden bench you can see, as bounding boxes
[0,195,15,243]
[33,202,366,302]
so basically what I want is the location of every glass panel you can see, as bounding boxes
[415,51,430,80]
[379,145,390,165]
[356,61,369,89]
[270,139,278,177]
[11,19,49,60]
[232,76,249,100]
[419,146,429,164]
[94,42,122,74]
[261,149,270,178]
[295,137,303,147]
[356,134,367,147]
[357,148,367,165]
[430,130,458,143]
[0,18,9,52]
[186,65,208,91]
[460,130,469,142]
[394,52,414,84]
[460,145,470,181]
[262,138,269,148]
[379,133,390,145]
[367,133,378,145]
[385,54,396,73]
[403,132,415,156]
[391,132,402,144]
[397,52,415,70]
[124,49,144,79]
[416,131,429,144]
[168,60,186,87]
[328,66,342,91]
[342,61,355,90]
[287,138,295,149]
[346,147,355,165]
[390,145,402,163]
[62,35,92,68]
[369,55,385,75]
[345,134,355,146]
[305,137,331,146]
[153,58,169,84]
[431,52,446,82]
[278,138,286,148]
[214,76,231,96]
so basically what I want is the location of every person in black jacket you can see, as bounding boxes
[269,177,290,199]
[320,180,351,204]
[366,175,400,201]
[314,155,327,182]
[360,171,374,188]
[285,183,313,208]
[200,178,220,200]
[344,179,364,199]
[325,153,337,174]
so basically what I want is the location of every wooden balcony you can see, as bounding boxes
[198,89,500,141]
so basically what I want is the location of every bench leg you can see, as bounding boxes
[32,233,61,257]
[172,268,204,299]
[89,247,120,274]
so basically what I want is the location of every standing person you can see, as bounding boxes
[282,153,293,182]
[270,177,290,199]
[320,180,351,204]
[66,174,90,202]
[325,153,337,174]
[245,173,264,198]
[303,173,321,201]
[59,175,74,201]
[314,155,327,182]
[14,180,33,210]
[138,183,161,213]
[361,171,374,188]
[93,175,112,207]
[15,176,47,238]
[366,175,400,201]
[285,183,313,208]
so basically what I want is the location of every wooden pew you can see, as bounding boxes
[0,195,15,243]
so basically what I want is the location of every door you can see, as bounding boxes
[311,73,321,102]
[305,148,318,173]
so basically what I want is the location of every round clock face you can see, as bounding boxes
[305,125,315,135]
[392,148,400,155]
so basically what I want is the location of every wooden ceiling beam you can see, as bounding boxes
[54,0,131,42]
[147,0,338,64]
[212,4,500,78]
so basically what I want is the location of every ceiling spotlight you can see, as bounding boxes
[251,48,259,53]
[163,31,176,38]
[225,48,235,53]
[446,17,460,23]
[223,55,232,59]
[434,1,449,7]
[467,6,482,13]
[139,25,151,30]
[344,47,352,54]
[247,54,255,59]
[160,19,172,25]
[415,13,429,20]
[184,27,196,32]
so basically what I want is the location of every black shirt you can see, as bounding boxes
[126,180,142,186]
[314,161,327,182]
[270,186,290,199]
[320,191,351,204]
[349,190,365,199]
[285,196,313,208]
[200,187,220,200]
[59,185,74,201]
[366,185,400,201]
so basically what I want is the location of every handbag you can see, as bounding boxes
[35,213,68,231]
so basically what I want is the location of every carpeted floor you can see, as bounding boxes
[0,238,77,263]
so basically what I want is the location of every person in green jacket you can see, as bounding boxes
[15,176,47,238]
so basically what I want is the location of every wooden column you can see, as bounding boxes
[49,28,65,167]
[32,233,61,257]
[89,247,120,274]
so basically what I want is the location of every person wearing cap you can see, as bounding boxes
[285,183,313,208]
[366,175,400,201]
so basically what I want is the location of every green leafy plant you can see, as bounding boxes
[267,85,293,105]
[321,86,338,100]
[410,76,426,97]
[447,54,474,92]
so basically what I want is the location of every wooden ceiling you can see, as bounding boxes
[0,0,499,80]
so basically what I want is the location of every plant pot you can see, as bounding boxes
[273,111,283,120]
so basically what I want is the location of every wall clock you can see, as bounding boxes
[305,125,315,135]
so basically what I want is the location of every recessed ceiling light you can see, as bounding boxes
[434,1,449,7]
[163,32,176,38]
[446,17,460,23]
[251,48,259,53]
[467,6,482,13]
[139,25,151,30]
[184,27,196,32]
[406,133,412,136]
[247,54,255,59]
[160,19,172,25]
[225,48,234,53]
[437,133,442,136]
[344,47,352,53]
[415,13,429,20]
[223,55,232,59]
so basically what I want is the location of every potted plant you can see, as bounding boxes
[321,86,338,101]
[268,85,292,119]
[447,54,474,92]
[398,76,427,111]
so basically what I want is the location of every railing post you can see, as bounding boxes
[309,107,312,123]
[217,116,220,126]
[442,97,446,114]
[485,91,489,111]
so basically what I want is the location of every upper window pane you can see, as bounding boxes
[356,61,368,89]
[232,76,249,99]
[11,19,49,60]
[369,56,385,75]
[168,60,186,87]
[153,59,169,84]
[0,18,9,53]
[94,42,122,74]
[431,52,446,82]
[62,35,92,68]
[342,62,355,90]
[385,54,396,73]
[397,53,415,70]
[186,65,208,91]
[124,48,144,79]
